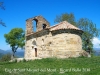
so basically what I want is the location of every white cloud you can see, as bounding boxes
[92,37,100,48]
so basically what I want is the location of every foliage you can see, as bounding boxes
[54,13,99,54]
[1,53,11,61]
[4,28,25,59]
[77,18,99,52]
[0,2,6,27]
[22,59,26,62]
[0,57,100,75]
[0,2,5,10]
[13,59,17,63]
[54,13,76,26]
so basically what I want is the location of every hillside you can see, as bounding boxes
[0,49,24,58]
[0,57,100,75]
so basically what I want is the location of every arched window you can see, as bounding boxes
[32,40,37,57]
[42,24,47,29]
[32,40,37,46]
[32,19,38,32]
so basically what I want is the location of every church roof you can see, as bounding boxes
[50,21,81,31]
[26,21,82,36]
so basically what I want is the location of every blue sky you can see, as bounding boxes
[0,0,100,50]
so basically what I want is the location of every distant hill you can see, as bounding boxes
[0,49,24,58]
[94,50,100,56]
[93,48,100,56]
[94,48,100,51]
[0,53,4,58]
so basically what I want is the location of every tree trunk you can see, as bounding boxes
[11,51,15,60]
[11,47,15,60]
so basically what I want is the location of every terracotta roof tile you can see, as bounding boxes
[26,21,82,36]
[50,21,81,31]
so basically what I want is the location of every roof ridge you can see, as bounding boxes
[50,21,81,31]
[50,21,67,28]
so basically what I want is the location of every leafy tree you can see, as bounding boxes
[77,18,99,53]
[0,2,5,10]
[54,13,99,54]
[4,28,25,59]
[0,2,6,27]
[54,13,76,26]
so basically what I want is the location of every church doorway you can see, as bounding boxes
[32,40,37,57]
[35,48,37,57]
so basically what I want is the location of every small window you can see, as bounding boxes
[32,40,37,45]
[42,24,46,29]
[42,39,44,45]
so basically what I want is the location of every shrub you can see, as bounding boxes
[13,59,17,63]
[23,58,26,62]
[78,55,86,58]
[1,53,11,61]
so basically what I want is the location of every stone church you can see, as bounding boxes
[24,16,89,59]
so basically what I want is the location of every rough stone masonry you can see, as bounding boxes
[24,15,89,59]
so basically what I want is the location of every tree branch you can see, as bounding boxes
[0,2,5,10]
[0,19,6,27]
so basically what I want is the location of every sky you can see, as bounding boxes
[0,0,100,50]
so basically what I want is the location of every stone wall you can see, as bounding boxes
[50,32,82,58]
[25,29,51,58]
[26,16,50,36]
[25,29,86,59]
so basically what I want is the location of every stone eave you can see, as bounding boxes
[26,28,50,37]
[50,28,83,32]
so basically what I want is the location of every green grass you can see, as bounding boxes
[0,56,100,75]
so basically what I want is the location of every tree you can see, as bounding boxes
[0,2,5,10]
[0,2,6,27]
[77,18,99,53]
[54,13,99,54]
[4,28,25,59]
[54,13,76,26]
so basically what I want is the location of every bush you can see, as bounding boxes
[13,59,17,63]
[1,53,11,61]
[23,58,26,62]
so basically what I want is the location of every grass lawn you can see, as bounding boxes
[0,56,100,75]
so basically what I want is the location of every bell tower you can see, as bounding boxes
[26,16,50,36]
